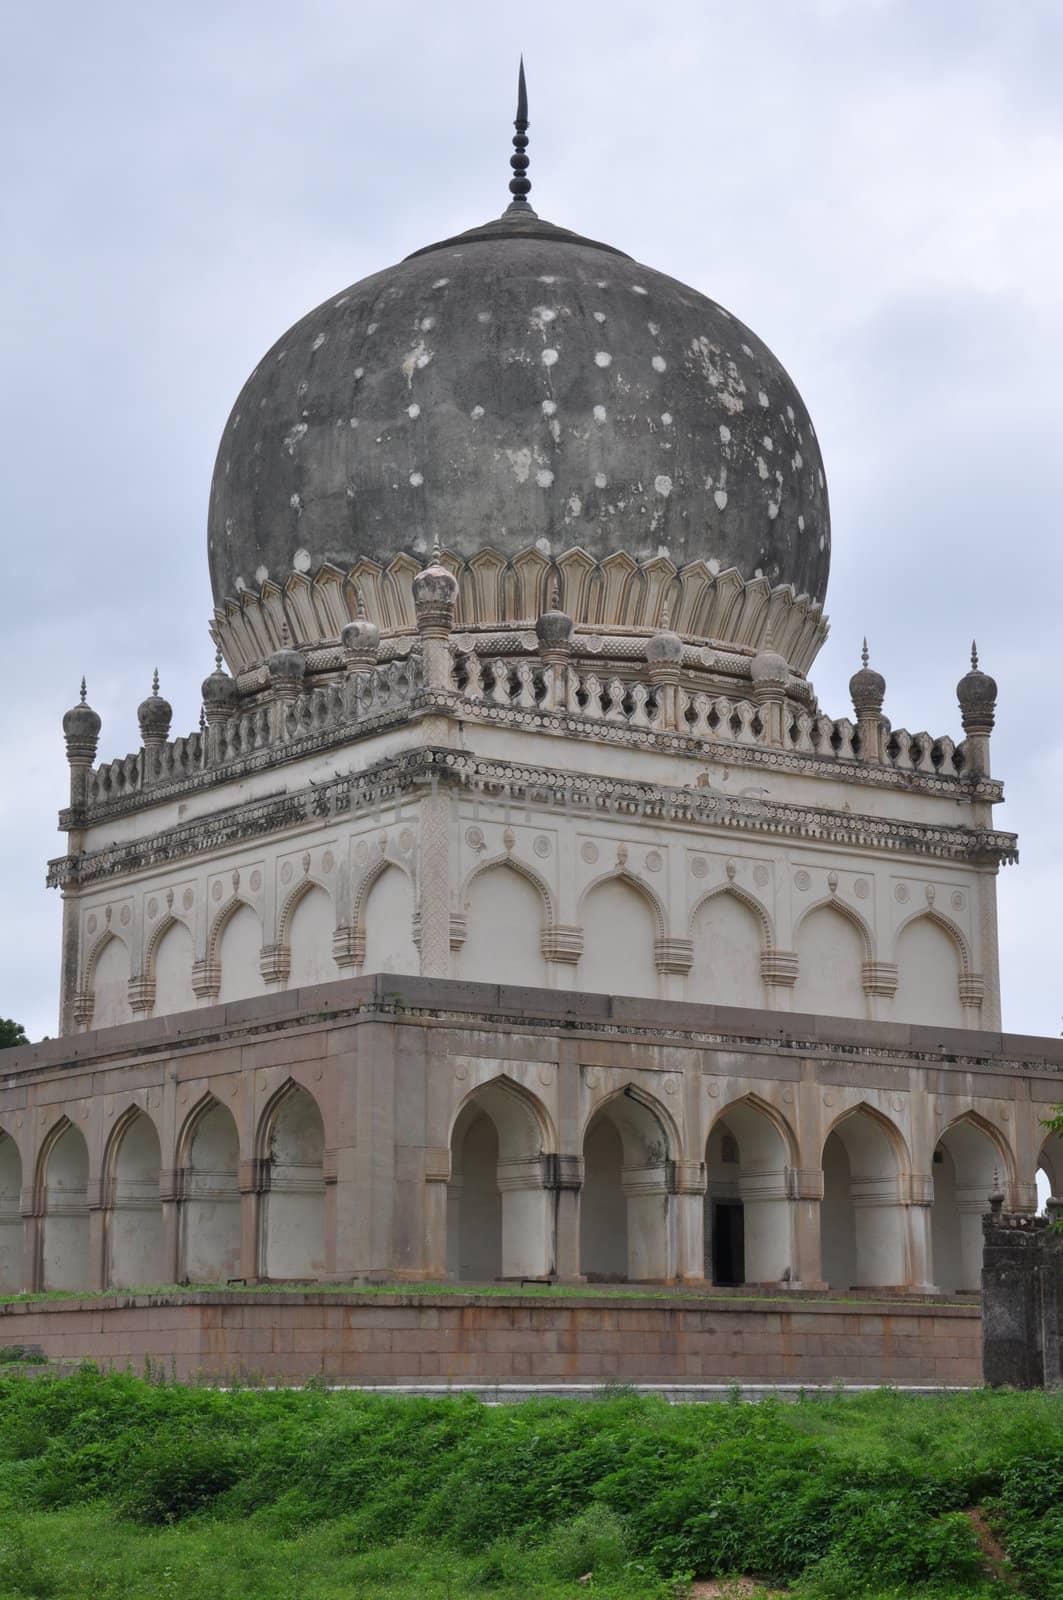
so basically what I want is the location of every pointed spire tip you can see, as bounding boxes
[79,676,87,704]
[971,639,979,671]
[861,637,869,669]
[507,55,532,211]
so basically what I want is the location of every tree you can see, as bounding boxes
[0,1018,27,1049]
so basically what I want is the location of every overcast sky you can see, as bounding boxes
[2,0,1060,1042]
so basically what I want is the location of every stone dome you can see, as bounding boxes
[208,208,830,625]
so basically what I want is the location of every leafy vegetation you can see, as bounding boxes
[0,1370,1059,1597]
[0,1017,27,1049]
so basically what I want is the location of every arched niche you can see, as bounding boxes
[821,1108,906,1290]
[932,1117,1006,1292]
[690,891,765,1008]
[580,1090,673,1282]
[705,1099,793,1286]
[259,1085,326,1280]
[459,863,549,987]
[152,920,195,1016]
[179,1100,241,1282]
[41,1123,90,1292]
[579,878,658,999]
[793,903,867,1020]
[92,935,132,1029]
[447,1080,551,1281]
[362,864,419,976]
[0,1133,24,1293]
[107,1111,162,1289]
[217,904,265,1005]
[287,885,337,989]
[894,915,965,1027]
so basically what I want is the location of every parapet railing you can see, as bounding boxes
[79,651,967,811]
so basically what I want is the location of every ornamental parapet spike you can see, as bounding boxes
[849,638,887,763]
[645,607,684,728]
[137,669,173,781]
[957,640,997,776]
[536,587,573,709]
[749,635,791,747]
[62,678,102,811]
[341,589,381,673]
[413,537,459,691]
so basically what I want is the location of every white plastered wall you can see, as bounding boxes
[42,1124,90,1292]
[108,1112,163,1289]
[180,1102,241,1282]
[261,1086,326,1280]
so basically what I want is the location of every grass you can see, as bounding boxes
[1,1370,1061,1598]
[0,1278,975,1309]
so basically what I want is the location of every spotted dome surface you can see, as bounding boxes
[208,211,830,607]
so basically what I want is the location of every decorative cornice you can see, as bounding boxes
[48,745,1019,891]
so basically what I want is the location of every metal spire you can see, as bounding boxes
[79,677,87,704]
[861,637,869,669]
[215,644,223,672]
[971,639,979,671]
[507,57,532,212]
[152,667,160,697]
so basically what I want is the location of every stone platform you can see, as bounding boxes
[0,1289,982,1387]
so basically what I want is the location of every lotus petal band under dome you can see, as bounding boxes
[208,81,830,673]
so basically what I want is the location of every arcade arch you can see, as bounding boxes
[40,1122,90,1292]
[931,1115,1006,1292]
[178,1099,241,1282]
[258,1084,326,1280]
[0,1132,23,1293]
[446,1079,551,1281]
[705,1098,794,1286]
[821,1107,906,1290]
[580,1088,674,1282]
[106,1110,162,1288]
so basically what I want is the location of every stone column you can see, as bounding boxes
[201,649,240,766]
[957,643,996,780]
[789,1168,827,1291]
[672,1160,707,1283]
[412,542,458,695]
[535,596,574,712]
[546,1154,584,1281]
[239,1160,266,1281]
[622,1165,673,1280]
[646,620,683,731]
[904,1177,937,1293]
[267,631,306,743]
[750,644,791,748]
[498,1159,553,1278]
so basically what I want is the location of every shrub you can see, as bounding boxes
[119,1431,245,1525]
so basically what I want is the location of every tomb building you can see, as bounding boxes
[4,72,1056,1338]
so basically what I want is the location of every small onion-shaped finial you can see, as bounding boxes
[138,669,173,746]
[646,606,683,667]
[202,646,240,721]
[849,637,886,716]
[957,639,997,737]
[536,583,573,653]
[63,678,102,760]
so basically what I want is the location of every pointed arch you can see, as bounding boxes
[104,1105,163,1289]
[821,1102,908,1291]
[709,1091,797,1166]
[581,1083,677,1282]
[460,853,555,928]
[352,851,416,931]
[81,925,130,990]
[277,875,336,949]
[578,869,667,942]
[933,1110,1013,1292]
[0,1126,24,1294]
[894,906,972,975]
[706,1092,795,1287]
[256,1078,326,1281]
[39,1116,90,1292]
[450,1072,555,1161]
[143,912,193,980]
[447,1073,555,1281]
[794,895,874,963]
[206,895,261,968]
[178,1092,241,1283]
[688,883,774,948]
[822,1100,911,1172]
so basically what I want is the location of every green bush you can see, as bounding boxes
[119,1430,247,1524]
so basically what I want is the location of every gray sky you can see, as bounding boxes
[2,0,1060,1042]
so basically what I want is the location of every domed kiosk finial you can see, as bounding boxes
[506,56,534,215]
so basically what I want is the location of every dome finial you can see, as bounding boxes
[79,676,87,705]
[861,637,869,669]
[971,639,979,671]
[506,56,533,214]
[152,667,160,697]
[215,644,223,672]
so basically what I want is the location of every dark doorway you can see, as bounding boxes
[712,1201,745,1286]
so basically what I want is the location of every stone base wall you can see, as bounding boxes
[0,1292,982,1387]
